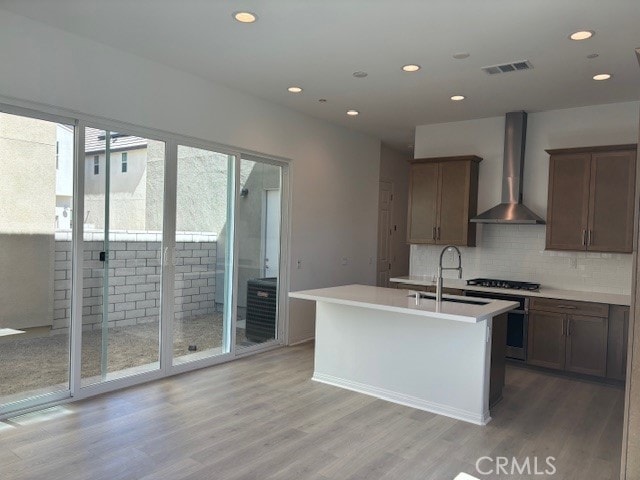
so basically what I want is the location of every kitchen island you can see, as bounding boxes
[289,284,518,425]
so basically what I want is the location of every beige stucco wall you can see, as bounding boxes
[0,112,57,328]
[175,146,231,234]
[84,147,148,230]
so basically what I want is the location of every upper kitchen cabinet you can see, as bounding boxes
[546,144,637,253]
[407,156,481,246]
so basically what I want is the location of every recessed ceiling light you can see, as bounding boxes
[346,109,359,116]
[452,52,470,60]
[233,11,257,23]
[450,95,466,101]
[353,71,368,78]
[318,98,327,103]
[569,30,594,41]
[593,73,611,81]
[402,64,421,72]
[586,53,599,59]
[287,86,303,93]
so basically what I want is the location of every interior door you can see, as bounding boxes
[377,180,392,287]
[81,128,165,386]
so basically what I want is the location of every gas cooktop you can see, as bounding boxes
[466,278,540,291]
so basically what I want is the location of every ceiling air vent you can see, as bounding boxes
[482,60,533,75]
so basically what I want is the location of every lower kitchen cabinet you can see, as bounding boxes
[527,310,566,370]
[527,298,610,378]
[607,305,630,381]
[565,314,608,377]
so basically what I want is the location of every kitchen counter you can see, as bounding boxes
[289,284,518,323]
[289,284,517,425]
[390,275,631,306]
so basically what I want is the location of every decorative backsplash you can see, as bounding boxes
[410,224,632,295]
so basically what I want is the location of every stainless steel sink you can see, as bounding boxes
[407,292,490,306]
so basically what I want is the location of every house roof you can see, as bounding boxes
[84,128,147,154]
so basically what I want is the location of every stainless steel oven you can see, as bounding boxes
[463,290,529,361]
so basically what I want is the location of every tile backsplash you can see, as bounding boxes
[410,224,632,295]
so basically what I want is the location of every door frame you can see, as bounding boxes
[377,179,393,287]
[620,103,640,479]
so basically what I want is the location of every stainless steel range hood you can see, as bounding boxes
[471,111,545,224]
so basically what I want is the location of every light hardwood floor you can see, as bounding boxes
[0,343,624,480]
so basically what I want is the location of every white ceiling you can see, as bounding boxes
[1,0,639,151]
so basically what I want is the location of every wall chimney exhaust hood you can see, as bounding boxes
[471,111,545,224]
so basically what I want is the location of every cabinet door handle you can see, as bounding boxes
[557,305,577,309]
[567,319,572,336]
[432,227,436,240]
[437,227,441,240]
[582,229,587,246]
[587,230,592,247]
[561,319,566,336]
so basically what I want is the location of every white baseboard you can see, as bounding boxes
[312,372,491,426]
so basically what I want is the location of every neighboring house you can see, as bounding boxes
[83,129,151,231]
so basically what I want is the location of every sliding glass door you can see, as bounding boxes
[172,145,235,365]
[0,103,289,417]
[80,127,165,386]
[235,156,283,349]
[0,111,75,411]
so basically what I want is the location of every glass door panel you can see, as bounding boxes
[81,128,165,386]
[235,157,282,348]
[0,111,74,408]
[172,146,234,364]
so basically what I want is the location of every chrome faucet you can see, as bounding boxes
[437,245,462,303]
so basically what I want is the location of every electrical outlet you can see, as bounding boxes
[296,259,302,269]
[341,257,348,266]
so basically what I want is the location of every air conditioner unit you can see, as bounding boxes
[245,277,278,342]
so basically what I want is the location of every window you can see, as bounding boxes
[93,155,99,175]
[121,152,128,173]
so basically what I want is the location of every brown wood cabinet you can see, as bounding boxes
[527,309,566,370]
[528,297,609,377]
[407,156,481,246]
[607,305,630,381]
[546,144,637,253]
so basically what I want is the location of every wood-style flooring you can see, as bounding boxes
[0,343,624,480]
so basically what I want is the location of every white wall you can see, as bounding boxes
[0,10,381,344]
[413,102,640,295]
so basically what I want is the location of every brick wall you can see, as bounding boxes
[52,230,217,334]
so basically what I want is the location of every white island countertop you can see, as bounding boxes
[390,275,631,306]
[289,284,518,323]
